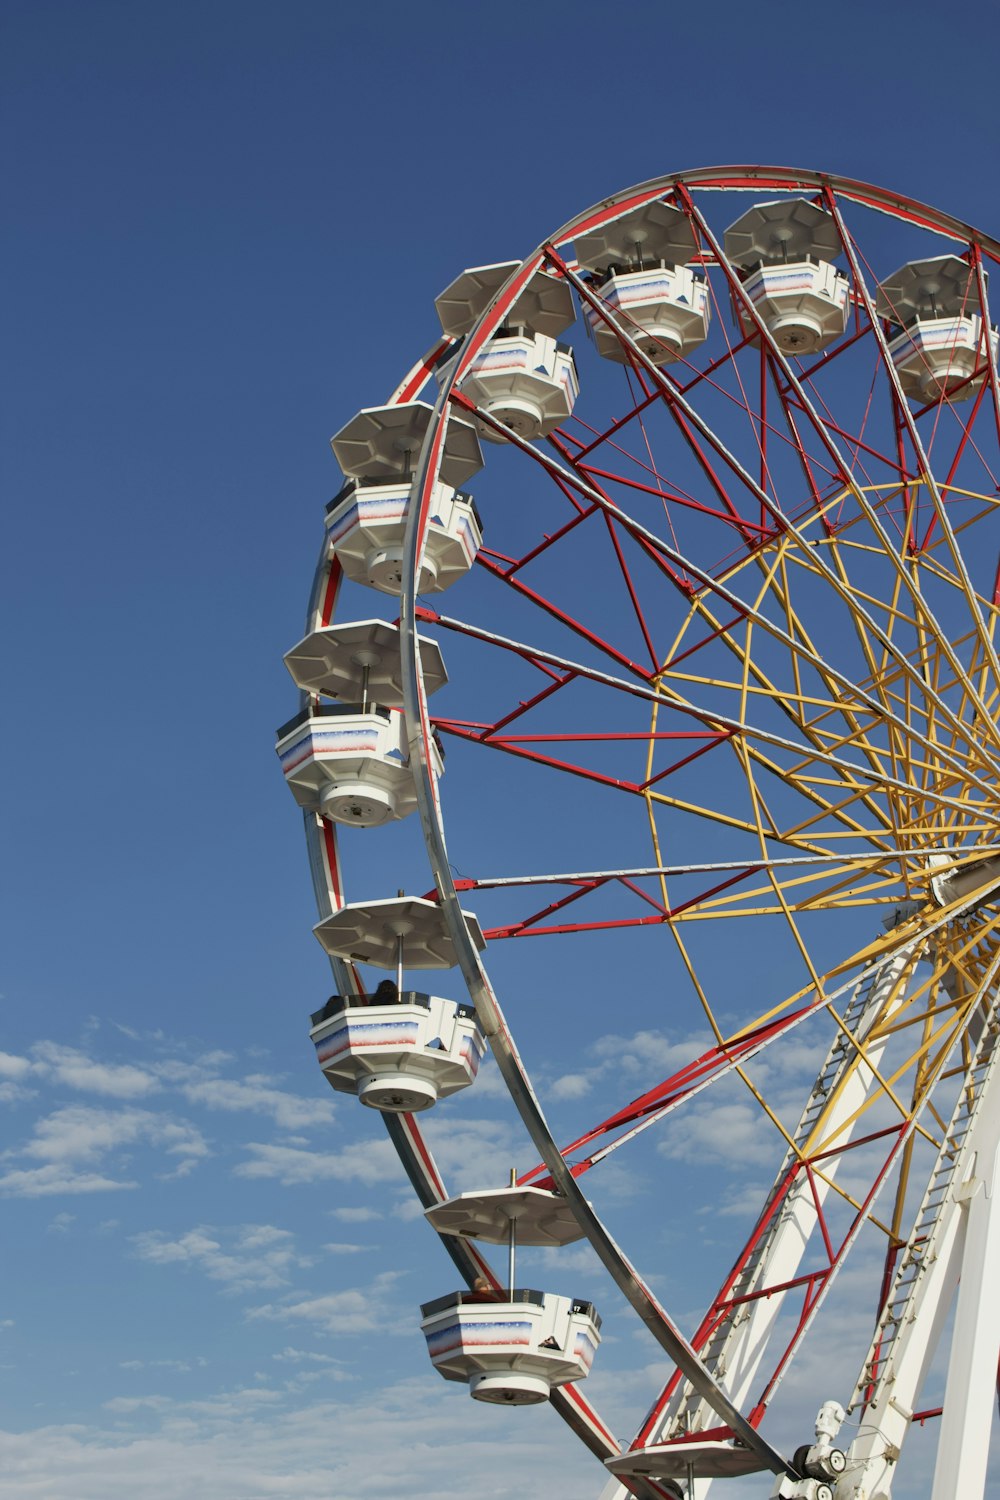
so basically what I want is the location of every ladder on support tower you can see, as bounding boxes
[849,1010,1000,1418]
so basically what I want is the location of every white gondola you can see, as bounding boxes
[309,990,485,1112]
[886,315,997,402]
[877,255,996,402]
[422,1184,598,1403]
[280,622,446,824]
[310,896,487,1112]
[325,403,483,590]
[575,200,709,365]
[608,1400,844,1496]
[313,894,485,969]
[583,264,709,364]
[275,702,443,828]
[421,1288,601,1404]
[456,329,578,442]
[330,400,482,488]
[436,262,579,441]
[606,1439,768,1482]
[424,1184,586,1247]
[929,851,1000,910]
[324,478,482,595]
[724,198,849,354]
[283,619,448,706]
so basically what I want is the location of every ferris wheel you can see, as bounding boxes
[277,167,1000,1500]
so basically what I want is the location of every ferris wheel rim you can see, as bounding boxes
[548,165,1000,259]
[394,216,811,1482]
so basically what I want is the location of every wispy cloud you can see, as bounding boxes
[0,1165,137,1197]
[177,1074,335,1131]
[131,1224,310,1294]
[0,1051,36,1106]
[0,1105,209,1196]
[118,1357,201,1373]
[22,1104,208,1165]
[234,1139,400,1186]
[30,1042,161,1100]
[420,1116,522,1191]
[0,1052,32,1081]
[270,1346,339,1365]
[328,1206,382,1223]
[1,1372,600,1498]
[248,1270,402,1335]
[548,1071,593,1100]
[0,1081,35,1105]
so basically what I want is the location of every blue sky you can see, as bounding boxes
[3,2,1000,1497]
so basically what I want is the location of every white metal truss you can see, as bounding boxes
[839,962,1000,1500]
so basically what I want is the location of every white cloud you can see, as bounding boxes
[30,1041,161,1099]
[234,1138,401,1187]
[0,1053,34,1106]
[240,1225,294,1253]
[0,1373,602,1499]
[589,1026,714,1076]
[131,1224,309,1294]
[102,1394,175,1414]
[419,1117,522,1192]
[520,1242,601,1278]
[118,1358,195,1373]
[248,1271,402,1336]
[328,1206,382,1223]
[0,1082,34,1106]
[391,1195,427,1222]
[178,1075,335,1131]
[464,1060,510,1099]
[158,1155,203,1181]
[19,1105,206,1165]
[529,1025,721,1121]
[705,1178,775,1218]
[549,1072,593,1100]
[152,1058,220,1086]
[21,1105,141,1163]
[271,1347,339,1365]
[656,1095,781,1167]
[321,1242,365,1255]
[47,1211,75,1233]
[0,1105,209,1196]
[0,1164,136,1197]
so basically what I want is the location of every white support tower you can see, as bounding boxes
[838,985,1000,1500]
